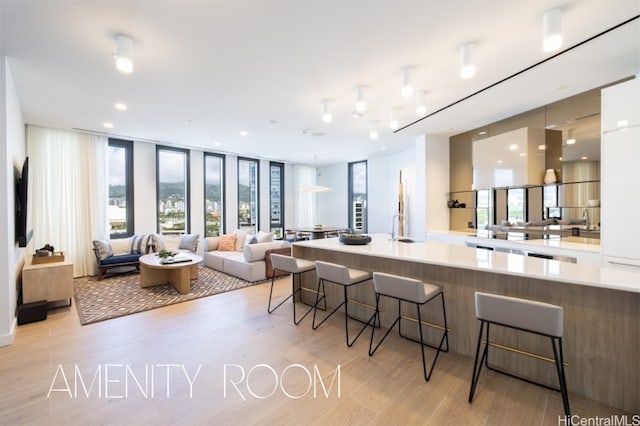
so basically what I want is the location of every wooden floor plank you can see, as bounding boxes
[0,277,631,425]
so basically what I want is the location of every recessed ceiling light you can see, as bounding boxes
[103,122,114,129]
[566,138,576,145]
[380,146,387,150]
[114,102,127,111]
[617,120,629,127]
[509,144,518,151]
[538,144,546,150]
[581,156,588,160]
[497,160,503,164]
[213,141,221,147]
[559,156,563,161]
[478,131,487,135]
[239,130,248,136]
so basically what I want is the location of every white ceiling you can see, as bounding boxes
[1,0,639,166]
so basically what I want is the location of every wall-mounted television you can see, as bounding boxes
[16,156,32,247]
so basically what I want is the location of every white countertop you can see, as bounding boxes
[294,234,640,294]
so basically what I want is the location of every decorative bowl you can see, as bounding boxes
[339,234,372,245]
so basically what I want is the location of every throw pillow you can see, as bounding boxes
[111,237,133,255]
[179,234,199,252]
[93,240,112,260]
[218,234,237,251]
[130,234,150,254]
[257,231,274,243]
[151,234,165,252]
[234,229,247,251]
[247,235,258,245]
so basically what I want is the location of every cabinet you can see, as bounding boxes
[22,255,73,305]
[601,78,640,269]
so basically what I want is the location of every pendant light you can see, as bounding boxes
[114,34,134,73]
[460,43,476,79]
[355,86,367,113]
[401,67,414,98]
[322,99,332,123]
[415,91,427,116]
[369,121,378,140]
[543,8,563,52]
[389,108,399,130]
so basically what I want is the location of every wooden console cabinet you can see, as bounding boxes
[22,254,73,305]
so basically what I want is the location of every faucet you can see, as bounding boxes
[582,208,590,229]
[391,213,408,241]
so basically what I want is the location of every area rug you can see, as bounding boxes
[74,267,267,325]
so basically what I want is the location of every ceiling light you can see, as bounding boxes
[322,99,332,123]
[415,91,427,116]
[401,67,414,98]
[213,141,221,147]
[538,144,547,150]
[380,146,387,151]
[355,86,367,113]
[239,130,248,136]
[460,43,476,79]
[389,108,399,130]
[566,129,576,145]
[114,34,134,73]
[617,119,629,127]
[509,144,518,151]
[369,121,378,140]
[497,160,503,164]
[519,153,526,157]
[478,131,487,135]
[103,122,114,129]
[581,156,588,160]
[114,102,127,111]
[543,8,563,52]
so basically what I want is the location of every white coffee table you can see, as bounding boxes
[139,253,202,295]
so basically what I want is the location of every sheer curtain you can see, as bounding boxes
[27,126,108,277]
[293,165,317,227]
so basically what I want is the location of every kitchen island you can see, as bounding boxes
[292,235,639,413]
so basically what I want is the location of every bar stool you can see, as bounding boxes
[312,261,377,347]
[268,254,323,325]
[369,272,449,382]
[468,291,570,416]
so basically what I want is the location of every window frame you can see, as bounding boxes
[108,138,134,239]
[237,157,260,233]
[269,162,285,239]
[156,145,191,234]
[204,152,226,237]
[348,160,368,232]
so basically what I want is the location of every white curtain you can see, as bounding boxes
[293,165,317,227]
[27,126,108,277]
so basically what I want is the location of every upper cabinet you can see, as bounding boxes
[601,77,640,132]
[601,77,640,270]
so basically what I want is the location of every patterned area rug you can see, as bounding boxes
[74,267,267,325]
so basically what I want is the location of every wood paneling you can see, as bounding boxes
[293,244,640,413]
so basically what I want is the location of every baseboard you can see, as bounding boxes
[0,317,17,347]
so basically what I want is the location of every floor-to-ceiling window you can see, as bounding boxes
[238,157,259,233]
[108,139,133,238]
[269,162,284,239]
[156,146,190,234]
[348,161,367,232]
[204,153,225,237]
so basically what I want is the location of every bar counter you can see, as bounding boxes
[292,235,639,413]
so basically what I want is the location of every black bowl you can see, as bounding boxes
[339,234,372,245]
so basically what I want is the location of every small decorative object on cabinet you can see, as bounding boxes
[544,169,557,184]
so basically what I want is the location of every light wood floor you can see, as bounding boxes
[0,277,631,425]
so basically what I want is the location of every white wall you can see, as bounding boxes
[1,57,26,347]
[316,163,348,227]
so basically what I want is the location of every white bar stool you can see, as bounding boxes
[369,272,449,382]
[312,261,377,347]
[468,291,570,416]
[268,254,322,325]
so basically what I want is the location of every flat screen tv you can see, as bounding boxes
[16,156,31,247]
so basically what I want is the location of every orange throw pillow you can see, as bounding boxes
[218,234,237,251]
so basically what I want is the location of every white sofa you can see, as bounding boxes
[203,232,290,282]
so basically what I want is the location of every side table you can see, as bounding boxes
[22,254,73,307]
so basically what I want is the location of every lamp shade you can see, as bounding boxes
[460,43,476,79]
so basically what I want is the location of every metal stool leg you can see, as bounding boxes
[267,269,293,314]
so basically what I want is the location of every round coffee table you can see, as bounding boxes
[139,253,202,295]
